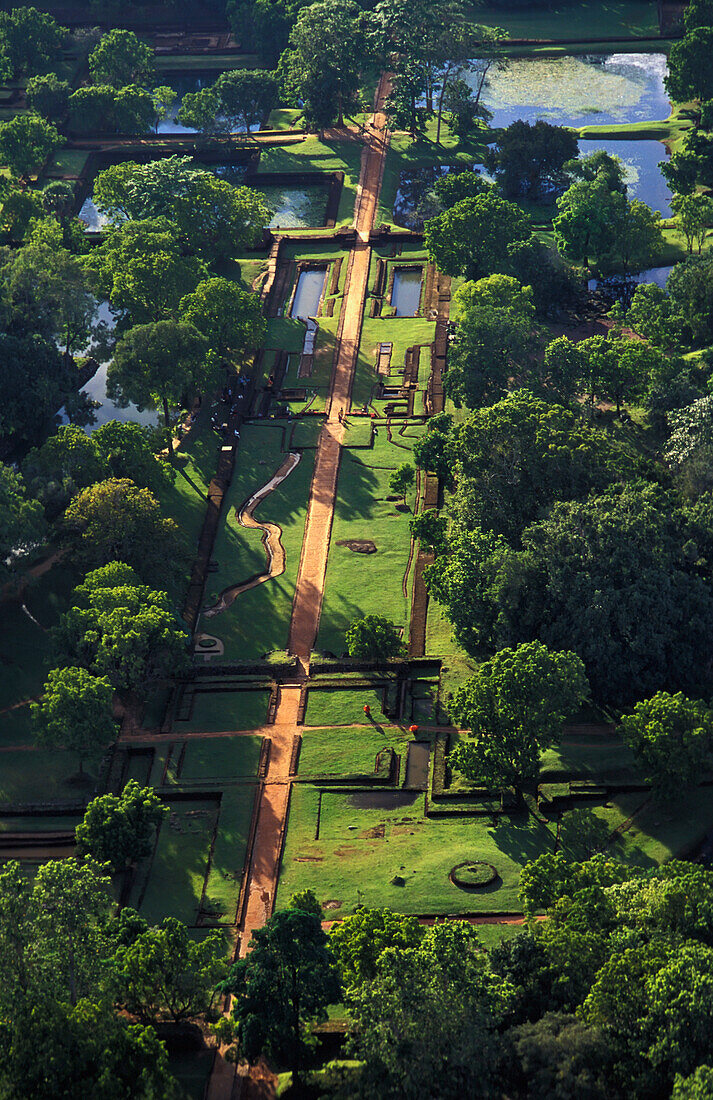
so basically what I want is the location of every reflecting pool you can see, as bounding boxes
[291,268,327,319]
[391,268,423,317]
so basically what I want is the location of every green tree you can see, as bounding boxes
[449,641,588,795]
[113,84,155,134]
[619,692,713,801]
[445,274,536,408]
[674,1067,713,1099]
[75,781,168,870]
[429,483,713,705]
[24,425,103,516]
[54,562,190,694]
[389,462,415,506]
[329,907,422,988]
[0,999,178,1100]
[433,168,491,210]
[179,276,266,360]
[224,908,341,1084]
[214,68,277,131]
[85,217,206,325]
[91,158,270,260]
[410,508,448,552]
[109,320,210,428]
[673,193,713,254]
[63,480,181,580]
[346,614,406,660]
[67,85,117,133]
[288,888,323,918]
[444,390,637,543]
[0,463,45,578]
[667,255,713,345]
[344,921,511,1100]
[487,119,579,200]
[0,112,59,180]
[666,28,713,106]
[31,666,116,775]
[666,395,713,495]
[25,73,69,121]
[0,7,65,77]
[412,411,455,488]
[553,176,625,269]
[425,190,532,280]
[176,86,223,133]
[151,84,176,132]
[88,29,155,88]
[289,0,364,127]
[617,198,665,276]
[113,914,228,1024]
[565,148,627,193]
[558,809,612,861]
[506,1013,612,1100]
[660,150,700,197]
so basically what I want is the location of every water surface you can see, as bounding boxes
[578,137,672,216]
[391,268,423,317]
[469,52,669,129]
[291,268,327,319]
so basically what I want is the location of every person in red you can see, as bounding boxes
[363,704,371,716]
[409,724,418,735]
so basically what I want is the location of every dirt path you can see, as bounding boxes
[239,79,391,953]
[203,452,301,616]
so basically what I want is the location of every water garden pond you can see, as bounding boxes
[291,268,327,319]
[79,169,330,231]
[469,52,669,129]
[579,137,672,217]
[154,70,262,135]
[391,268,423,317]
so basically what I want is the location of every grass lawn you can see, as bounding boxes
[469,0,659,41]
[305,687,396,727]
[167,1052,215,1100]
[0,748,101,804]
[138,798,219,924]
[257,136,364,226]
[157,409,222,603]
[298,725,414,779]
[0,706,36,750]
[43,148,90,178]
[178,691,269,733]
[316,424,422,655]
[197,419,318,659]
[178,735,263,780]
[593,786,713,867]
[0,812,82,833]
[277,784,555,916]
[540,735,642,784]
[204,785,257,920]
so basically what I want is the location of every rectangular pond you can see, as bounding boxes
[291,267,327,319]
[391,267,423,317]
[78,174,330,231]
[468,52,669,129]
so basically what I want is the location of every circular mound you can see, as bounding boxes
[449,861,499,890]
[336,539,377,554]
[197,638,218,650]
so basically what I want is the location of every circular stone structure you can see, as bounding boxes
[449,861,499,890]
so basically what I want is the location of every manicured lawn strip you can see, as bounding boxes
[199,419,318,659]
[540,737,642,783]
[305,687,397,726]
[179,691,269,734]
[179,735,263,780]
[0,748,102,803]
[155,54,258,72]
[277,785,555,915]
[467,0,659,41]
[256,136,363,226]
[139,798,218,924]
[316,426,421,654]
[157,410,222,603]
[593,787,713,867]
[298,726,414,779]
[0,813,82,833]
[44,148,90,177]
[204,784,257,919]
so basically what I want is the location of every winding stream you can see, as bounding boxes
[203,452,302,617]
